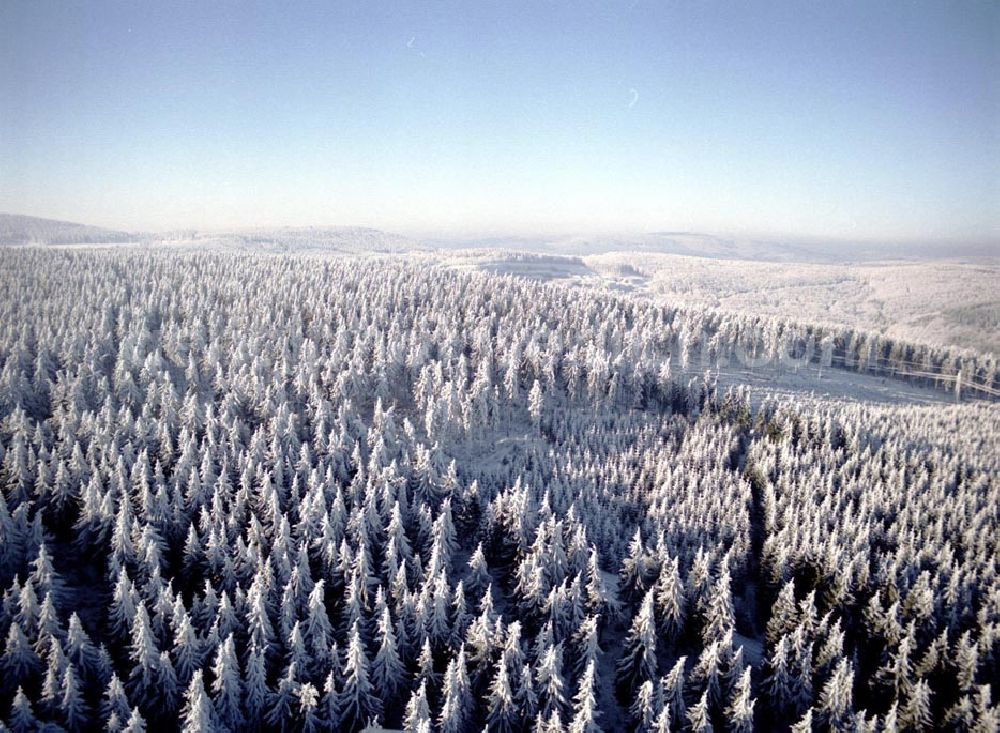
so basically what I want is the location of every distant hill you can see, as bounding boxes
[0,213,136,246]
[4,214,993,263]
[428,231,1000,264]
[0,216,423,252]
[171,225,427,254]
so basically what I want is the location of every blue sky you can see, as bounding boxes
[1,1,997,239]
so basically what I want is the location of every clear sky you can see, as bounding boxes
[1,1,997,240]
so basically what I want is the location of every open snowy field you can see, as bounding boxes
[440,249,1000,355]
[586,253,1000,355]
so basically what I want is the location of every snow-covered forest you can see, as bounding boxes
[0,248,997,732]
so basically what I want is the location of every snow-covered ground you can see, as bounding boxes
[586,253,1000,355]
[442,250,1000,355]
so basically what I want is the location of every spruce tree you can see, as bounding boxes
[211,634,244,731]
[180,669,216,733]
[725,666,755,733]
[817,658,854,729]
[8,687,39,733]
[487,657,518,733]
[404,679,432,732]
[686,690,713,733]
[338,621,381,731]
[60,663,89,731]
[568,659,601,733]
[371,605,405,703]
[616,587,657,695]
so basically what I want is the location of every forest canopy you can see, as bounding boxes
[0,249,997,732]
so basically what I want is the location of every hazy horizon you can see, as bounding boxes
[2,1,998,242]
[6,210,1000,252]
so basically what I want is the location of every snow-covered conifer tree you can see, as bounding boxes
[179,669,215,733]
[211,634,244,731]
[617,587,658,695]
[338,621,381,731]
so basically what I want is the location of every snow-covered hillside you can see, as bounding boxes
[0,214,137,246]
[157,226,426,254]
[427,231,999,264]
